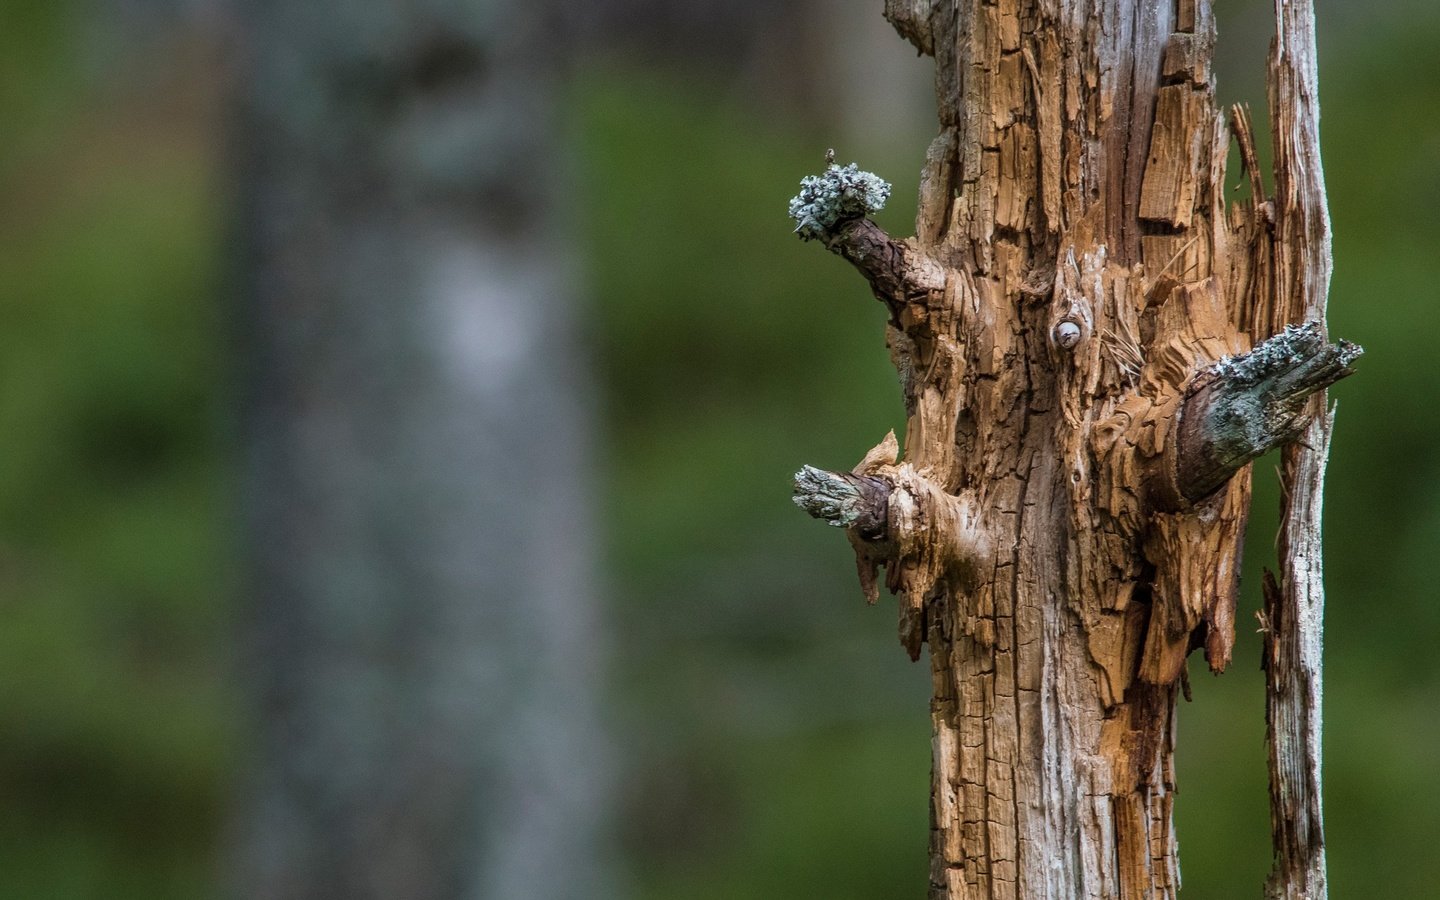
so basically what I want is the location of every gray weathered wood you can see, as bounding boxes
[793,465,890,539]
[1265,0,1334,896]
[1178,323,1359,502]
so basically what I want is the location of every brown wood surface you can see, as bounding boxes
[793,1,1353,896]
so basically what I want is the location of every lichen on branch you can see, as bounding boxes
[786,157,944,317]
[788,159,891,240]
[792,443,988,660]
[1177,322,1362,501]
[780,0,1354,896]
[792,465,889,539]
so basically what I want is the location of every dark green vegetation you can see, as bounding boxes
[0,6,231,898]
[0,1,1436,897]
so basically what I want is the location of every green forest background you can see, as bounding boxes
[1,0,1437,897]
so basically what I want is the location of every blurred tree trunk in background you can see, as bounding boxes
[229,3,609,899]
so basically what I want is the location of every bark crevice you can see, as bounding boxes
[787,1,1349,896]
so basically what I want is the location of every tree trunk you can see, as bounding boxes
[1263,2,1335,896]
[228,3,609,898]
[790,1,1356,897]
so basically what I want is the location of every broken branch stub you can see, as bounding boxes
[788,160,891,240]
[792,465,889,540]
[788,160,944,315]
[1177,323,1361,501]
[792,441,987,660]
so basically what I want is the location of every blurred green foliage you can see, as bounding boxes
[575,72,934,898]
[0,1,1436,898]
[0,5,231,897]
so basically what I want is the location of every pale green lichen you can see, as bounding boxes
[1186,322,1363,498]
[793,465,866,527]
[788,161,891,241]
[1210,323,1318,385]
[1209,322,1362,388]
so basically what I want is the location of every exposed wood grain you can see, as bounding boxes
[1264,0,1334,896]
[1139,85,1207,227]
[788,1,1353,895]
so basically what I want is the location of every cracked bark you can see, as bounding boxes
[789,1,1353,897]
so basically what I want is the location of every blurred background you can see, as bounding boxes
[0,0,1435,897]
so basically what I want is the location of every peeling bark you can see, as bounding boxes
[787,1,1354,896]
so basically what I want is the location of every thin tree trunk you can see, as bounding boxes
[228,3,609,898]
[789,1,1354,896]
[1264,1,1334,896]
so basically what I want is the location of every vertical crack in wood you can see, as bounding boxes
[786,0,1352,895]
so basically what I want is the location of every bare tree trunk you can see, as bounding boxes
[1264,1,1334,896]
[228,3,609,899]
[789,1,1354,896]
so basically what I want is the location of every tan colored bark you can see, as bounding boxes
[792,1,1354,896]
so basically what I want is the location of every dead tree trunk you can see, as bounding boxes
[789,1,1356,897]
[1263,2,1336,897]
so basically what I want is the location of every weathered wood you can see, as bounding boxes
[789,160,945,314]
[1177,323,1360,502]
[1265,0,1335,896]
[793,465,890,539]
[787,0,1354,896]
[883,0,937,56]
